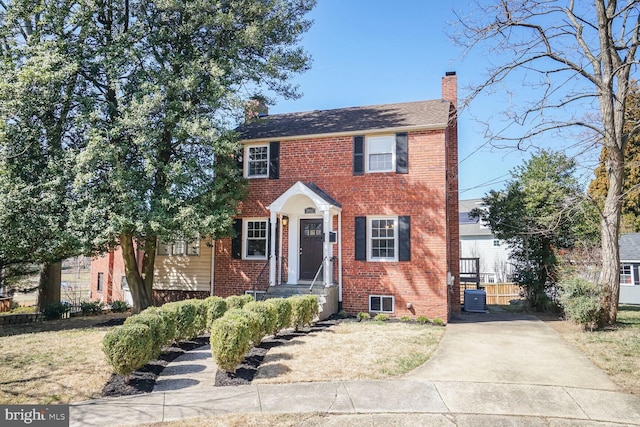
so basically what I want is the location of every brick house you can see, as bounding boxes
[90,72,461,320]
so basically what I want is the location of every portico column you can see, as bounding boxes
[323,209,331,287]
[269,211,277,286]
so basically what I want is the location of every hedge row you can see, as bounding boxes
[210,295,318,373]
[103,295,239,381]
[103,294,319,380]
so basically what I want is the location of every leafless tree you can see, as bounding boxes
[453,0,639,326]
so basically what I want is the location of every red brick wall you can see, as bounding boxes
[217,127,453,321]
[90,248,129,304]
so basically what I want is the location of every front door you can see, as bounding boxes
[299,219,323,281]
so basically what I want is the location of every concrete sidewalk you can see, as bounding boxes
[70,313,640,426]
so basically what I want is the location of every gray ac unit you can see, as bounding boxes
[464,289,487,313]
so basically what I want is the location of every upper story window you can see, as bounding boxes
[366,135,395,173]
[493,239,500,247]
[246,144,269,178]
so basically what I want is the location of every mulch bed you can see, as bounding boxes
[101,319,338,397]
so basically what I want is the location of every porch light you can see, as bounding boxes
[282,216,289,227]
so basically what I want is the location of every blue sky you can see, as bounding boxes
[268,0,539,200]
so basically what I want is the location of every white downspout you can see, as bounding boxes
[278,215,283,285]
[209,239,215,296]
[323,209,331,287]
[269,211,277,286]
[338,212,342,302]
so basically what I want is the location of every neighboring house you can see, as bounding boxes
[459,198,512,284]
[620,233,640,304]
[91,72,461,320]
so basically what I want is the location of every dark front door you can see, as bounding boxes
[299,219,323,281]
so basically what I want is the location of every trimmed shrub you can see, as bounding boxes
[203,296,228,330]
[263,298,292,335]
[225,294,254,310]
[43,301,71,320]
[81,301,104,315]
[162,300,199,341]
[357,312,370,321]
[433,317,445,326]
[210,310,253,372]
[125,311,165,359]
[110,300,130,313]
[416,315,431,324]
[289,295,318,331]
[188,299,208,336]
[374,313,389,322]
[558,277,602,330]
[244,301,277,340]
[102,323,154,382]
[141,306,177,346]
[400,315,412,322]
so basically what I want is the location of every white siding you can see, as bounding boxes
[154,239,212,292]
[460,235,512,283]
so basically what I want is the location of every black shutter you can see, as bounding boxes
[235,149,244,175]
[396,133,408,174]
[353,136,364,175]
[231,219,242,259]
[269,141,280,179]
[355,216,367,260]
[398,216,411,261]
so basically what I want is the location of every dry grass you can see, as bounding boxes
[0,313,127,404]
[541,305,640,395]
[253,321,445,384]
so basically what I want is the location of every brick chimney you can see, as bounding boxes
[441,71,457,109]
[245,96,269,122]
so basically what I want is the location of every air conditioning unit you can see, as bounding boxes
[464,289,487,313]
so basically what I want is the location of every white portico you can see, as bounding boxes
[267,181,342,292]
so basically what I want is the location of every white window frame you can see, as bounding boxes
[620,264,634,286]
[368,216,398,262]
[369,295,395,313]
[243,218,268,260]
[245,144,269,178]
[365,135,395,173]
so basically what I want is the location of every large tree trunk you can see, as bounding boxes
[37,261,61,312]
[120,233,153,314]
[599,144,624,326]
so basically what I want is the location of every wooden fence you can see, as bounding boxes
[460,283,522,306]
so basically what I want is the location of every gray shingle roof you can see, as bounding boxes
[620,233,640,261]
[238,99,451,140]
[459,198,493,237]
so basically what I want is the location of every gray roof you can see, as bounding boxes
[459,198,493,237]
[620,233,640,261]
[238,99,452,141]
[307,182,341,208]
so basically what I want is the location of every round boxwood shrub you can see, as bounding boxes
[102,323,154,382]
[558,277,602,330]
[162,300,199,341]
[289,295,318,331]
[244,301,277,340]
[225,294,254,310]
[203,296,227,330]
[263,298,292,335]
[210,310,254,372]
[125,311,166,358]
[142,306,177,346]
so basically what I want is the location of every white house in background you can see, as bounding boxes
[619,233,640,305]
[459,198,513,284]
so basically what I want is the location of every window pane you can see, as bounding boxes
[370,218,396,259]
[368,137,393,154]
[246,220,267,257]
[173,241,186,255]
[382,297,393,312]
[187,240,200,256]
[248,146,268,176]
[369,153,393,171]
[370,296,381,311]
